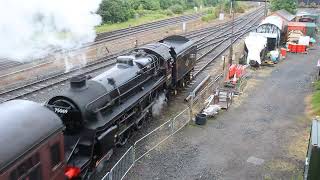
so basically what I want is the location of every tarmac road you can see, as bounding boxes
[125,46,319,179]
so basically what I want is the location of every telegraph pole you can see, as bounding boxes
[264,0,267,16]
[228,0,235,65]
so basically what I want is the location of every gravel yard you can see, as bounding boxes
[124,44,319,179]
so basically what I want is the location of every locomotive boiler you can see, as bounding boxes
[46,35,197,177]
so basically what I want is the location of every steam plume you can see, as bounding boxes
[0,0,102,61]
[152,93,167,116]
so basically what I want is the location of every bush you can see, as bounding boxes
[201,13,217,22]
[164,9,174,16]
[130,0,161,10]
[235,5,245,13]
[135,9,153,17]
[270,0,297,14]
[169,4,184,14]
[98,0,134,23]
[204,0,219,6]
[202,7,218,22]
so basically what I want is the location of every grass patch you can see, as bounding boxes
[95,8,208,33]
[264,158,303,179]
[311,81,320,115]
[201,7,219,22]
[96,12,170,33]
[265,159,297,172]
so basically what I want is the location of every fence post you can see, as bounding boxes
[171,118,175,134]
[188,92,195,123]
[132,145,135,166]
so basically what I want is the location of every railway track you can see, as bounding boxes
[0,7,263,103]
[0,59,23,71]
[94,8,264,180]
[94,13,204,43]
[0,13,203,75]
[193,11,264,77]
[0,8,257,82]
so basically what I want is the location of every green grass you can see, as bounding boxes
[311,81,320,115]
[95,8,211,33]
[201,7,218,22]
[96,12,169,33]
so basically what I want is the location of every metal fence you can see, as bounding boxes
[191,74,223,114]
[102,75,222,180]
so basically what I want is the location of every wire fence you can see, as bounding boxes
[102,75,222,180]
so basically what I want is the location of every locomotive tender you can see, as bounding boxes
[45,35,197,178]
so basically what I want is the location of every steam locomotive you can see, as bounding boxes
[0,35,197,179]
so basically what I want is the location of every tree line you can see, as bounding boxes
[97,0,221,23]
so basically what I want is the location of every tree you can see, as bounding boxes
[130,0,161,10]
[159,0,173,9]
[203,0,220,6]
[98,0,134,23]
[270,0,297,14]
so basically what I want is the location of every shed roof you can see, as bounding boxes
[0,100,63,172]
[296,11,313,17]
[259,16,284,31]
[273,9,295,22]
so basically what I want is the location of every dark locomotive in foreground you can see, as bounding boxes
[0,35,196,179]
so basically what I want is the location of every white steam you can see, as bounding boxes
[152,93,167,116]
[0,0,102,61]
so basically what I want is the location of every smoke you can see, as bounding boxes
[152,93,167,116]
[54,51,87,72]
[0,0,102,61]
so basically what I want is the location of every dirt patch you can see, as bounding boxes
[265,159,297,172]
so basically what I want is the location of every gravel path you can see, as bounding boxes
[124,46,319,179]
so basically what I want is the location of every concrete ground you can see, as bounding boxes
[125,46,319,179]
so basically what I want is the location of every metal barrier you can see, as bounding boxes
[191,74,223,114]
[102,146,135,180]
[102,75,222,180]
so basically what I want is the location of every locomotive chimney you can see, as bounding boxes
[70,75,87,89]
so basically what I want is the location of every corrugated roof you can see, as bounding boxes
[259,16,284,31]
[273,9,295,22]
[296,11,313,17]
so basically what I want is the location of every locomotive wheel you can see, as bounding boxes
[135,118,144,130]
[118,131,130,146]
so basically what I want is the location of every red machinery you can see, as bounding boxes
[225,64,246,86]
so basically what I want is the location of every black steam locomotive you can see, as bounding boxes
[46,35,197,177]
